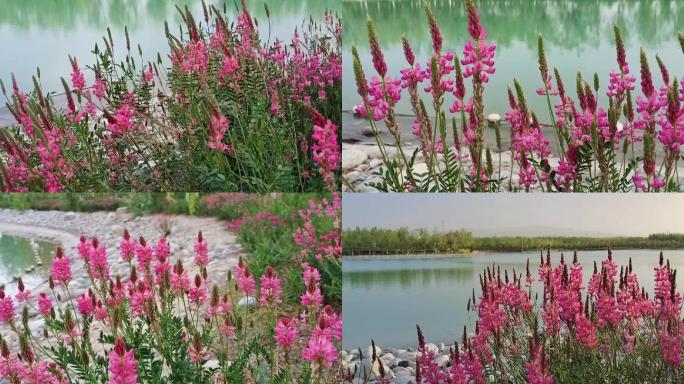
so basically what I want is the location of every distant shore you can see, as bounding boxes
[343,246,684,260]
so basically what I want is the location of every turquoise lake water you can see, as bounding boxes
[343,249,684,349]
[0,234,56,290]
[0,0,332,94]
[343,0,684,123]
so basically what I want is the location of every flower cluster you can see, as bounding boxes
[0,226,341,383]
[351,249,684,383]
[0,3,341,192]
[352,0,684,192]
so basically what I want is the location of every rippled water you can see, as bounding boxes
[0,234,56,289]
[343,0,684,122]
[343,249,684,349]
[0,0,330,93]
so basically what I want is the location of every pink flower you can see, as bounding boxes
[193,232,209,267]
[95,300,108,321]
[301,335,336,368]
[189,339,210,363]
[188,274,207,306]
[525,341,554,384]
[15,278,31,303]
[309,109,339,191]
[219,317,236,338]
[170,262,190,294]
[301,279,323,309]
[259,266,282,307]
[461,2,496,83]
[219,54,239,83]
[135,237,153,270]
[274,317,298,349]
[77,291,95,317]
[119,229,136,262]
[50,247,72,284]
[0,291,15,324]
[303,266,321,285]
[574,314,597,348]
[174,40,209,75]
[596,287,621,328]
[207,111,232,153]
[108,338,138,384]
[93,75,107,99]
[235,258,255,296]
[70,60,86,90]
[661,328,682,367]
[108,104,135,136]
[38,293,52,316]
[89,239,110,281]
[143,65,155,83]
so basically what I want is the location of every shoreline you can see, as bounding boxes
[0,208,243,353]
[342,342,450,384]
[343,246,681,260]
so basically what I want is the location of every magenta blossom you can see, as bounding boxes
[108,338,138,384]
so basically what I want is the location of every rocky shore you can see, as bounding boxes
[342,142,527,192]
[0,208,243,352]
[342,343,455,384]
[343,142,684,192]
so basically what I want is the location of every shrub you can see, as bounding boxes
[348,249,684,383]
[230,193,342,305]
[0,1,341,192]
[0,229,341,383]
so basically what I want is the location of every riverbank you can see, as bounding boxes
[343,142,530,192]
[343,228,684,254]
[343,246,684,259]
[342,343,450,384]
[343,252,481,260]
[0,208,242,352]
[342,111,684,192]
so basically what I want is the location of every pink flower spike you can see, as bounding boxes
[50,247,72,284]
[108,338,138,384]
[194,232,209,267]
[0,291,15,324]
[301,335,337,368]
[275,317,299,349]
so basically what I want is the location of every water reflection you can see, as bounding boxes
[342,249,684,349]
[345,0,682,50]
[0,234,56,284]
[345,267,475,288]
[0,0,330,30]
[0,0,332,103]
[342,0,684,120]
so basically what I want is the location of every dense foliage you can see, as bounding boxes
[348,250,684,383]
[343,227,684,254]
[0,208,341,383]
[0,1,341,192]
[351,0,684,192]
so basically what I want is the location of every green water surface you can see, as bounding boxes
[343,0,684,123]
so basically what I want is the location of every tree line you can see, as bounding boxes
[343,228,684,255]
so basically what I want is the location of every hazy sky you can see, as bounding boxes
[343,194,684,237]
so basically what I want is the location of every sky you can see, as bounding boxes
[342,194,684,237]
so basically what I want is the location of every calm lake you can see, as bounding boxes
[0,234,56,293]
[0,0,330,95]
[343,249,684,349]
[342,0,684,137]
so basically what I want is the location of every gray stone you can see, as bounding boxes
[369,159,383,169]
[343,149,368,171]
[424,343,439,355]
[237,296,257,307]
[362,126,375,136]
[436,354,450,367]
[393,376,415,384]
